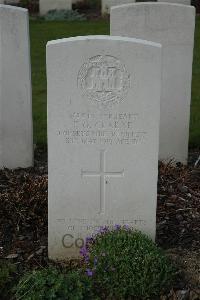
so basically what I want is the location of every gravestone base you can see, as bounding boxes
[39,0,72,15]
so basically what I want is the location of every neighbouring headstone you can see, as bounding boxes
[47,35,162,260]
[111,3,195,164]
[0,5,33,169]
[157,0,191,5]
[102,0,135,14]
[39,0,72,15]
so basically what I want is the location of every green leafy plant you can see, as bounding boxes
[44,9,86,21]
[81,226,175,299]
[15,267,94,300]
[0,259,16,299]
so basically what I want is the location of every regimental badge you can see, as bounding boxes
[78,55,130,108]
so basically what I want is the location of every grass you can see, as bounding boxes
[30,18,200,147]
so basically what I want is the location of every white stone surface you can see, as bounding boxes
[157,0,191,5]
[111,3,195,164]
[0,5,33,169]
[102,0,135,14]
[40,0,72,15]
[47,35,162,260]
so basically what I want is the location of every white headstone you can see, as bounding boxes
[102,0,135,14]
[111,3,195,164]
[0,5,33,169]
[47,35,162,260]
[157,0,191,5]
[40,0,72,15]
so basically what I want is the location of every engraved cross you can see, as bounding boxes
[81,150,124,214]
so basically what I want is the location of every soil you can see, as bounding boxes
[0,147,199,299]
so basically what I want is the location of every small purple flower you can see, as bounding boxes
[103,226,109,232]
[114,224,121,230]
[84,255,90,263]
[80,246,88,257]
[97,226,109,235]
[124,224,129,230]
[86,236,93,244]
[86,269,93,277]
